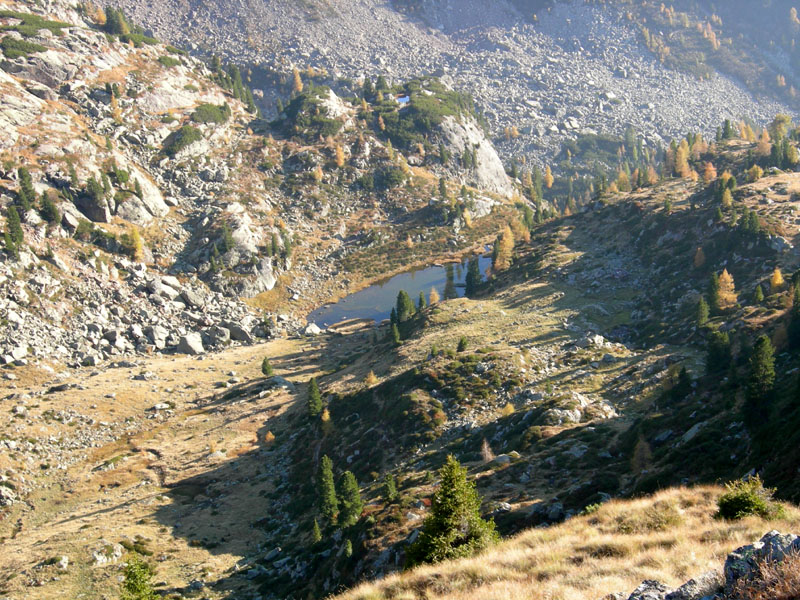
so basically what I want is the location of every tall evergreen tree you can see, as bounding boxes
[120,555,157,600]
[708,272,721,314]
[746,335,775,408]
[706,330,732,374]
[6,206,23,246]
[308,377,322,417]
[17,167,35,212]
[405,455,498,567]
[317,455,338,523]
[465,257,481,297]
[391,323,401,347]
[396,290,415,322]
[443,264,457,300]
[418,291,427,311]
[337,471,363,527]
[696,296,709,327]
[383,473,398,503]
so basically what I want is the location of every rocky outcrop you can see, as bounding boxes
[616,531,799,600]
[439,115,512,197]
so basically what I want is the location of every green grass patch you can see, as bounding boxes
[0,11,70,37]
[191,102,231,124]
[157,55,181,68]
[162,125,203,156]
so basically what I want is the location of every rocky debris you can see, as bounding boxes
[111,0,791,171]
[177,332,205,355]
[619,531,800,600]
[92,541,124,566]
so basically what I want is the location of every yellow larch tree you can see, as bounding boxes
[718,269,738,309]
[770,267,785,293]
[544,165,554,189]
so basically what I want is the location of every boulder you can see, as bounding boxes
[304,323,322,336]
[224,322,254,343]
[177,332,205,355]
[181,288,205,309]
[724,530,800,592]
[144,325,169,350]
[627,580,673,600]
[665,570,722,600]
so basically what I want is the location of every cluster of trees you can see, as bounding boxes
[4,167,62,260]
[210,58,259,115]
[315,455,363,529]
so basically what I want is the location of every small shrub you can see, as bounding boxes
[157,55,180,68]
[1,36,46,59]
[716,476,785,520]
[191,103,231,124]
[162,125,202,156]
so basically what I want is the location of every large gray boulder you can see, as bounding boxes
[439,115,512,197]
[177,332,205,355]
[724,530,800,592]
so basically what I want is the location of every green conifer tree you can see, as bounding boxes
[318,455,338,523]
[7,205,24,246]
[457,336,468,352]
[308,377,322,417]
[789,284,800,348]
[465,257,481,297]
[418,291,427,311]
[337,471,363,527]
[383,473,398,503]
[696,296,709,327]
[746,335,775,410]
[311,518,322,544]
[405,455,499,567]
[396,290,415,322]
[261,356,274,377]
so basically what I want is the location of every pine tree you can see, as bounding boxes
[492,226,514,272]
[746,335,775,418]
[17,167,35,212]
[311,518,322,544]
[696,296,709,327]
[291,67,303,95]
[544,165,554,189]
[396,290,415,322]
[457,336,468,352]
[120,555,158,600]
[307,377,322,417]
[383,473,398,503]
[754,285,764,304]
[7,206,24,247]
[443,264,457,300]
[134,179,143,198]
[261,356,274,377]
[337,471,363,527]
[39,194,60,224]
[465,257,481,297]
[317,455,338,523]
[418,291,427,311]
[405,455,499,567]
[706,330,731,374]
[391,323,401,347]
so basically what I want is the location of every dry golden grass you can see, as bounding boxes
[730,552,800,600]
[337,487,800,600]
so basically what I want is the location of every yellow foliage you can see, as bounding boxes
[501,403,515,417]
[770,267,785,293]
[292,67,303,94]
[702,162,717,183]
[721,188,733,209]
[429,287,441,305]
[757,129,772,156]
[312,165,323,183]
[321,408,331,423]
[130,227,144,262]
[365,371,378,387]
[264,430,276,444]
[335,144,345,168]
[747,164,763,182]
[493,225,515,272]
[544,165,554,189]
[718,269,738,309]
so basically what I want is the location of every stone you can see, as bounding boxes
[627,580,674,600]
[724,530,800,592]
[181,288,205,309]
[0,484,17,506]
[56,556,69,570]
[225,322,254,343]
[144,325,169,350]
[304,323,322,336]
[92,541,124,566]
[177,332,205,355]
[493,454,512,465]
[665,570,722,600]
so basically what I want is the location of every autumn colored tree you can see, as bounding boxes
[292,67,303,94]
[429,287,441,305]
[770,267,785,293]
[747,164,763,182]
[718,269,738,310]
[756,129,772,156]
[491,226,514,272]
[335,144,345,168]
[544,165,554,189]
[702,162,717,184]
[693,247,706,269]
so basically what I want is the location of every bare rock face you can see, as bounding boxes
[439,115,512,197]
